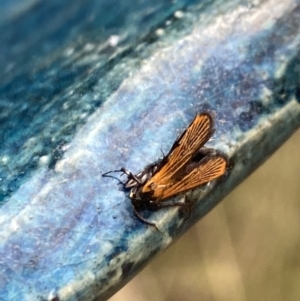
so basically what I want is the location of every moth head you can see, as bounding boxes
[130,186,155,206]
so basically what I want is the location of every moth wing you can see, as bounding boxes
[143,113,214,192]
[153,155,227,199]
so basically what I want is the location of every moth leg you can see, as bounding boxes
[102,169,124,176]
[102,169,126,185]
[119,168,144,184]
[102,167,143,185]
[183,195,193,221]
[133,206,161,232]
[153,201,191,209]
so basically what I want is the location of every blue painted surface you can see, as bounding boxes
[0,0,300,300]
[0,0,199,203]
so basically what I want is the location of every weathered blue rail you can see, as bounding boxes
[0,0,300,300]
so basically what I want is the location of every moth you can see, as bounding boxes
[102,112,228,228]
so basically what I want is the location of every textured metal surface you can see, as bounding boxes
[0,0,300,300]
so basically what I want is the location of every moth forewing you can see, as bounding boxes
[141,113,216,194]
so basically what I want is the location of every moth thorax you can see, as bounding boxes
[142,181,156,193]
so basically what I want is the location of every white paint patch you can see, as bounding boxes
[156,28,165,37]
[174,10,184,19]
[108,35,120,47]
[39,155,50,166]
[1,156,9,165]
[64,47,74,57]
[84,43,95,52]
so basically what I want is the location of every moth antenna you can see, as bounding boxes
[102,168,130,178]
[101,171,124,185]
[160,148,165,158]
[102,168,124,177]
[119,167,130,176]
[102,168,130,185]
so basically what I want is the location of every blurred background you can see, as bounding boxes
[110,128,300,301]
